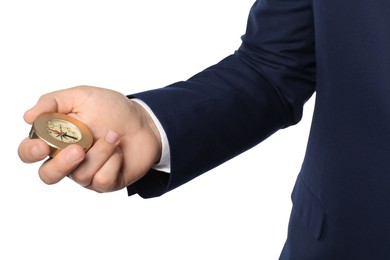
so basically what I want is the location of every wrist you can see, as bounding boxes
[130,99,162,164]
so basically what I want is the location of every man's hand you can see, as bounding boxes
[18,86,162,193]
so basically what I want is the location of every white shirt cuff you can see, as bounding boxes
[131,98,171,173]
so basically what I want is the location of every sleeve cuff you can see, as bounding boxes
[131,98,171,173]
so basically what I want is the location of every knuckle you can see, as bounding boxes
[38,162,64,185]
[70,173,91,187]
[93,174,116,193]
[95,142,112,157]
[38,160,76,185]
[39,172,58,185]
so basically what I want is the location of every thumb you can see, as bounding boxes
[23,88,78,124]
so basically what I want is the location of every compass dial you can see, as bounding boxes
[46,119,82,144]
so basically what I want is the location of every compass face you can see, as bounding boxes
[46,119,82,144]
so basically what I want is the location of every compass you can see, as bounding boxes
[29,112,93,157]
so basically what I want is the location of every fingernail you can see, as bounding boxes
[66,148,83,162]
[105,130,120,144]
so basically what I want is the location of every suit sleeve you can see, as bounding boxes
[127,0,316,198]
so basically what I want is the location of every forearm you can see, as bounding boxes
[128,53,292,197]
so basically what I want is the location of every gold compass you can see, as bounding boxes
[29,112,93,157]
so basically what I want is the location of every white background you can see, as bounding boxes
[0,1,315,259]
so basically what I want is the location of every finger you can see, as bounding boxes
[69,130,120,187]
[23,94,62,124]
[18,137,51,163]
[38,145,85,184]
[87,148,123,193]
[23,87,84,124]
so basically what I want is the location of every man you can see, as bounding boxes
[18,0,390,258]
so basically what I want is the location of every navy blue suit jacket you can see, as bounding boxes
[129,0,390,258]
